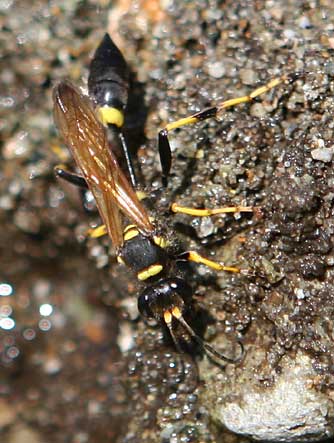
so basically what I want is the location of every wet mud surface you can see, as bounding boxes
[1,1,334,442]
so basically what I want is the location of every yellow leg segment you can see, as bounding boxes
[186,251,240,273]
[165,116,199,132]
[171,203,253,216]
[217,75,290,112]
[159,73,298,182]
[163,74,295,134]
[87,224,108,238]
[51,145,70,163]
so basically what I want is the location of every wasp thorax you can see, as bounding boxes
[120,230,170,282]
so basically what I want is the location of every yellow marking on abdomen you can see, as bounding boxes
[137,264,163,281]
[98,106,124,127]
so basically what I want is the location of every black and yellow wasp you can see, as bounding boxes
[53,33,296,363]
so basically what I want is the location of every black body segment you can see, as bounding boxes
[120,232,169,276]
[54,166,88,189]
[88,33,129,111]
[158,130,172,187]
[88,33,137,188]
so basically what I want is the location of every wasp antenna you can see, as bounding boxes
[174,311,244,364]
[202,340,245,364]
[166,321,184,354]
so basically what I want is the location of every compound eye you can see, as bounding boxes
[137,293,154,319]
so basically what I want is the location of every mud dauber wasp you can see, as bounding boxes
[53,33,297,364]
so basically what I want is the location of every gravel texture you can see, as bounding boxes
[1,1,334,443]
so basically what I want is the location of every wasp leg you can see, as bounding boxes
[87,224,108,238]
[159,72,300,184]
[158,107,218,186]
[55,165,108,238]
[177,251,241,273]
[54,166,108,238]
[54,165,89,189]
[51,144,71,163]
[171,203,253,216]
[87,187,147,239]
[216,73,299,111]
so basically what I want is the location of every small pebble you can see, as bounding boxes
[311,147,334,163]
[239,68,258,86]
[250,102,267,118]
[3,131,30,159]
[14,209,41,234]
[0,399,16,427]
[8,424,43,443]
[197,217,215,238]
[298,16,312,29]
[43,356,63,375]
[283,29,297,40]
[207,61,226,79]
[295,288,305,300]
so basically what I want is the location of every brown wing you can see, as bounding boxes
[53,81,153,248]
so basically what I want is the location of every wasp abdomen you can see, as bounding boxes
[88,33,129,113]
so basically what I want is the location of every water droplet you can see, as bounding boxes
[0,283,13,296]
[0,317,15,330]
[39,303,53,316]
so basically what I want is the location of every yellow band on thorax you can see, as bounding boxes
[137,264,163,281]
[98,106,124,127]
[153,235,168,248]
[123,226,139,242]
[124,224,137,233]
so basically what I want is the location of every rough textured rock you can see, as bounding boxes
[202,353,333,442]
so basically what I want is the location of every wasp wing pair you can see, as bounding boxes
[53,81,153,248]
